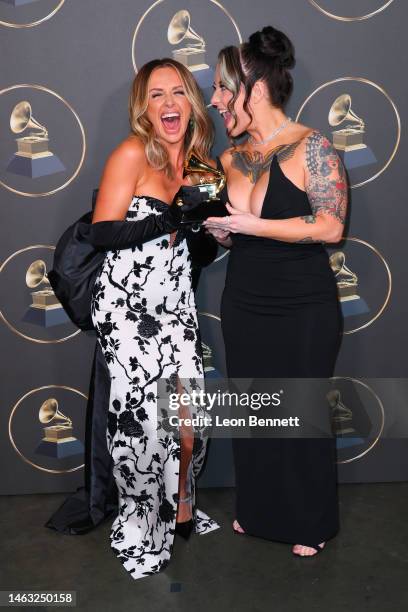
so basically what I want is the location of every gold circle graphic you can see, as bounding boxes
[330,377,385,464]
[0,84,86,197]
[296,77,401,189]
[198,311,221,322]
[9,385,86,474]
[132,0,242,72]
[0,0,65,29]
[334,237,392,335]
[308,0,394,22]
[0,245,81,343]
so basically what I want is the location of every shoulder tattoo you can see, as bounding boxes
[231,147,281,184]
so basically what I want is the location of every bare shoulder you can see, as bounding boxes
[93,136,146,222]
[109,135,146,166]
[218,146,235,171]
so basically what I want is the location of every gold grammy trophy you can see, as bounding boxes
[168,10,209,71]
[22,259,69,327]
[35,398,84,458]
[6,100,65,178]
[329,251,369,317]
[177,153,227,227]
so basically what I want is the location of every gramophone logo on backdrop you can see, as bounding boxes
[0,84,85,197]
[0,0,65,28]
[198,312,226,378]
[326,237,391,334]
[168,9,209,73]
[329,250,369,318]
[36,398,83,459]
[131,0,242,158]
[7,100,65,178]
[327,377,384,464]
[9,386,86,474]
[0,246,80,343]
[328,94,376,170]
[296,77,400,188]
[23,258,69,327]
[308,0,394,21]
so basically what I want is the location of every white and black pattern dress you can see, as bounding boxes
[90,195,219,580]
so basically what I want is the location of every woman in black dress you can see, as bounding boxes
[205,26,348,556]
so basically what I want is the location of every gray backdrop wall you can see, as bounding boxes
[1,0,407,495]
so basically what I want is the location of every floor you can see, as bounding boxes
[1,483,407,612]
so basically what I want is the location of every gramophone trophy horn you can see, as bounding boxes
[6,100,65,179]
[168,10,205,47]
[167,10,208,71]
[25,259,59,309]
[35,398,84,459]
[39,398,72,427]
[10,101,48,138]
[329,94,365,130]
[22,258,70,328]
[328,94,367,152]
[176,153,227,228]
[26,259,50,289]
[329,251,346,275]
[329,251,359,301]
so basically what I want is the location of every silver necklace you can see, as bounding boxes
[248,117,292,146]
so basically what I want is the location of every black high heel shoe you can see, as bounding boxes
[175,496,194,540]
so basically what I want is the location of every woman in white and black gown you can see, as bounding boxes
[88,58,219,579]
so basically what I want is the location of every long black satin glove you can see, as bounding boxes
[185,226,218,268]
[88,186,205,251]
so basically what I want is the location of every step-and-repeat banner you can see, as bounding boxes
[1,0,407,494]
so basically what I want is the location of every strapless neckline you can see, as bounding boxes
[132,195,170,211]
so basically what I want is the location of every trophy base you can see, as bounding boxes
[22,305,70,327]
[35,438,84,459]
[339,296,370,318]
[336,436,365,450]
[336,146,377,170]
[180,200,228,225]
[333,129,365,150]
[204,366,222,379]
[193,66,214,89]
[1,0,42,5]
[172,48,209,72]
[6,153,65,178]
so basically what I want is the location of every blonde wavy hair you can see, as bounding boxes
[129,58,214,178]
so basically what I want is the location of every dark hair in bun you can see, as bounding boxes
[217,27,295,138]
[241,26,295,109]
[246,26,295,70]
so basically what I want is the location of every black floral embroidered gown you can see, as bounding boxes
[91,195,218,580]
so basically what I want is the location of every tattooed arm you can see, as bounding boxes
[255,131,347,243]
[205,132,347,243]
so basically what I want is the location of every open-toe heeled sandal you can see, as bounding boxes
[175,495,193,540]
[292,543,325,557]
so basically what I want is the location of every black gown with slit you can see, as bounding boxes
[217,154,342,545]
